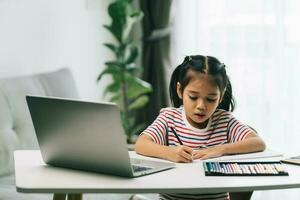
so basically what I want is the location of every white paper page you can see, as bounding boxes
[201,148,283,162]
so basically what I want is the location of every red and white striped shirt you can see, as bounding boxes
[144,107,252,149]
[143,106,253,200]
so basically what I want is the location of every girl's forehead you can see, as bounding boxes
[187,71,218,86]
[186,72,220,93]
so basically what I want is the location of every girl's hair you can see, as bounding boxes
[169,55,235,112]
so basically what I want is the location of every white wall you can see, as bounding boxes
[0,0,113,101]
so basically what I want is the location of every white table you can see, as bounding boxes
[14,150,300,200]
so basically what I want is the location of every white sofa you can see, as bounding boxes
[0,68,153,200]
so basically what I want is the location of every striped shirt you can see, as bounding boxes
[143,106,253,200]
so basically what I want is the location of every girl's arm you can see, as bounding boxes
[134,134,194,163]
[193,132,266,160]
[221,132,266,154]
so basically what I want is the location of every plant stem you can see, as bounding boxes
[120,58,131,143]
[123,81,131,142]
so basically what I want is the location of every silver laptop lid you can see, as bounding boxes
[26,95,134,177]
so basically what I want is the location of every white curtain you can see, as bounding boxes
[171,0,300,199]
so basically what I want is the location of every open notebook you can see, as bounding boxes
[202,149,283,162]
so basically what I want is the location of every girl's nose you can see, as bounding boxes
[196,99,206,110]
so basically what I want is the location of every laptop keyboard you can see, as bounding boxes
[132,165,152,172]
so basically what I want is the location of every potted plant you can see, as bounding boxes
[97,0,152,144]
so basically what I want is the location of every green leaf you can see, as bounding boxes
[104,81,121,95]
[128,95,149,110]
[125,63,141,74]
[107,0,135,43]
[120,0,133,4]
[103,25,121,43]
[105,61,122,68]
[126,76,152,100]
[126,46,138,64]
[122,11,144,42]
[110,93,121,102]
[97,67,121,82]
[105,61,127,71]
[103,24,112,33]
[124,37,133,46]
[116,43,127,60]
[130,11,143,18]
[103,43,118,54]
[108,1,126,20]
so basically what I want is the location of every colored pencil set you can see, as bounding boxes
[203,161,289,176]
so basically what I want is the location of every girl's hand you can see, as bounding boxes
[192,145,225,160]
[167,145,194,163]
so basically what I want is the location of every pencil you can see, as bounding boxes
[170,127,183,145]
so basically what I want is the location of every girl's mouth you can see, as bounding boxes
[195,113,206,120]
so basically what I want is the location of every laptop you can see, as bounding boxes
[26,95,175,177]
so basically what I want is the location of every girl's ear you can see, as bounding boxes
[177,82,183,99]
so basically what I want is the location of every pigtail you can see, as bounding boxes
[218,80,236,112]
[169,65,182,108]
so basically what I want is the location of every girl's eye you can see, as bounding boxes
[188,95,197,100]
[207,98,217,102]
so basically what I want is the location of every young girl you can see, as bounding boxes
[135,55,266,200]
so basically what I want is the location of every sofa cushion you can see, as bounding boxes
[0,68,79,177]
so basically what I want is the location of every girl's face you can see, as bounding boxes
[177,72,222,129]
